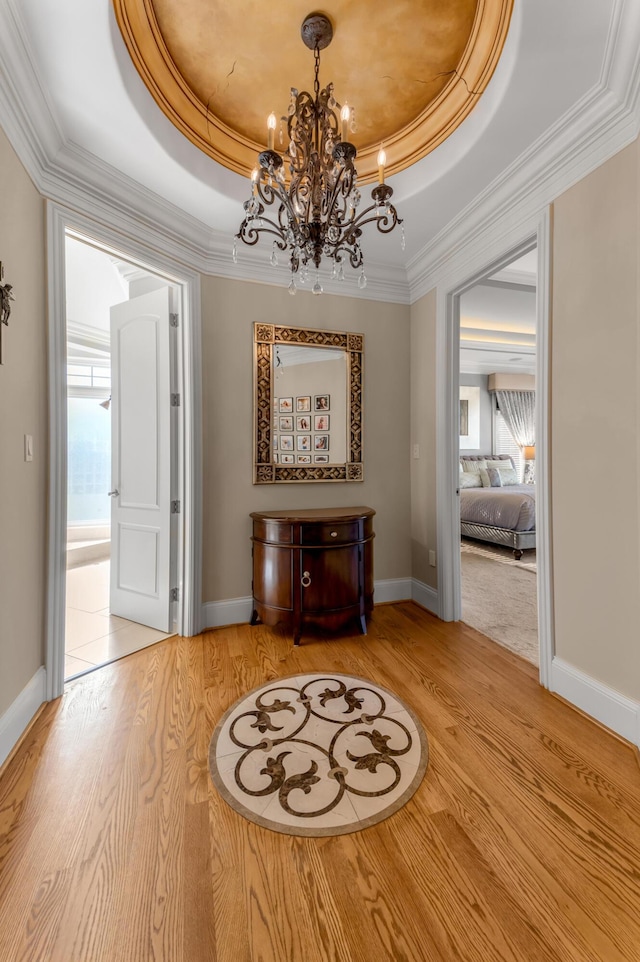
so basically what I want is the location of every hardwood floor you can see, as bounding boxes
[1,602,639,961]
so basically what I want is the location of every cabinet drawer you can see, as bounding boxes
[252,520,293,544]
[299,521,362,545]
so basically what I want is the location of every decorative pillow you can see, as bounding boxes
[459,471,482,489]
[462,459,487,473]
[485,458,514,471]
[479,468,502,487]
[498,467,519,486]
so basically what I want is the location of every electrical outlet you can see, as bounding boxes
[428,549,436,567]
[412,444,420,459]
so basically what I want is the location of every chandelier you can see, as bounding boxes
[234,13,404,295]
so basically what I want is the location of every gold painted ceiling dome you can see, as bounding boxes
[113,0,513,183]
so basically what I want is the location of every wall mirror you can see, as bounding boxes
[254,323,363,483]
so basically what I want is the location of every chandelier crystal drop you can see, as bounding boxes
[235,13,403,292]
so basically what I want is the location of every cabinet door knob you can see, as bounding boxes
[330,530,338,538]
[301,571,311,588]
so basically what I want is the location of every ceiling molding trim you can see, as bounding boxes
[66,320,111,349]
[460,330,535,348]
[487,270,536,288]
[221,245,411,305]
[38,141,215,270]
[0,3,410,305]
[478,277,536,293]
[0,1,65,181]
[46,143,411,302]
[407,0,640,301]
[2,0,637,311]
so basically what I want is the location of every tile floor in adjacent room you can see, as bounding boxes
[65,560,175,679]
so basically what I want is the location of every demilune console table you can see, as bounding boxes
[250,507,375,645]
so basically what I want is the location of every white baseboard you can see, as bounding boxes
[373,578,413,604]
[411,579,440,617]
[551,657,640,747]
[202,578,415,630]
[0,666,47,768]
[202,596,254,629]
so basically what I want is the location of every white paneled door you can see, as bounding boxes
[109,288,173,632]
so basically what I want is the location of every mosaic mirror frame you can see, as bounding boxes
[253,322,363,484]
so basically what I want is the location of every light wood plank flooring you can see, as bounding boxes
[1,602,639,962]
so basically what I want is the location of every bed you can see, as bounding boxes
[459,454,535,559]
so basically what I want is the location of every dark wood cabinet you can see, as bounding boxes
[250,507,375,645]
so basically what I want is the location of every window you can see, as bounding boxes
[66,328,112,525]
[494,403,524,480]
[67,363,111,391]
[67,397,111,524]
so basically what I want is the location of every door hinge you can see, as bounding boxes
[170,587,179,602]
[171,393,180,407]
[170,312,179,327]
[171,500,180,514]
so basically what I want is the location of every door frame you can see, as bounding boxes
[436,207,554,688]
[45,202,203,701]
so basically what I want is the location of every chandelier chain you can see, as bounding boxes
[314,45,320,100]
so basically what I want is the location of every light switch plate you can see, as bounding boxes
[24,434,33,462]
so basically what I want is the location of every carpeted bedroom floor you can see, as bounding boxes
[460,539,538,665]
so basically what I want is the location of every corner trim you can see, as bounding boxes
[0,667,46,768]
[550,657,639,747]
[202,597,254,630]
[411,579,440,617]
[372,578,413,604]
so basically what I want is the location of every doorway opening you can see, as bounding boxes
[457,248,538,664]
[46,203,203,702]
[63,236,178,679]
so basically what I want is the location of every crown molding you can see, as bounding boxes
[407,0,640,301]
[44,142,410,302]
[0,1,65,178]
[486,270,536,288]
[0,1,410,305]
[224,244,411,304]
[1,0,639,309]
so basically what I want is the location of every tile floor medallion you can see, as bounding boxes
[208,673,429,837]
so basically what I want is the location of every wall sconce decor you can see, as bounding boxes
[0,261,15,365]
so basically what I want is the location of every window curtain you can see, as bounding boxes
[493,390,535,447]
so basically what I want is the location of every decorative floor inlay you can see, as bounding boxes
[209,673,429,837]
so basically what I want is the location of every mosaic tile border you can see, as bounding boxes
[208,672,430,837]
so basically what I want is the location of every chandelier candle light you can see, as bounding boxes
[234,12,404,295]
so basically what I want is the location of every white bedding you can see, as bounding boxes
[459,484,536,532]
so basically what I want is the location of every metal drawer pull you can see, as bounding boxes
[301,571,311,588]
[330,530,338,538]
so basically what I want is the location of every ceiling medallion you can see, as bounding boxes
[234,13,403,294]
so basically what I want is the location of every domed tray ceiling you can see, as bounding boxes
[113,0,513,183]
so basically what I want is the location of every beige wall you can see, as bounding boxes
[0,129,46,716]
[552,141,640,701]
[201,277,411,602]
[409,288,438,589]
[408,143,640,704]
[2,112,638,742]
